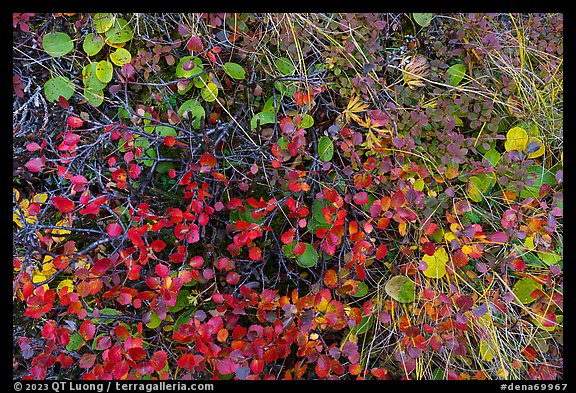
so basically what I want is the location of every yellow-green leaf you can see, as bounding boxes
[504,126,528,152]
[422,247,448,279]
[43,32,74,58]
[83,33,105,56]
[109,47,132,66]
[201,82,218,102]
[93,13,114,34]
[479,339,497,362]
[512,277,542,305]
[95,60,113,83]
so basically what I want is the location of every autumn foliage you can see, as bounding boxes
[13,13,562,381]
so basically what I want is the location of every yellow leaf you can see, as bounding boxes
[479,339,497,362]
[527,136,545,158]
[33,193,49,204]
[504,127,528,152]
[422,247,448,279]
[414,178,424,191]
[57,279,75,293]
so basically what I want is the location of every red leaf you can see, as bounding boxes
[423,221,438,236]
[79,353,97,369]
[294,242,306,256]
[187,36,204,52]
[129,163,141,179]
[25,157,45,173]
[96,336,112,350]
[52,196,75,213]
[164,135,176,147]
[150,239,166,252]
[67,116,84,128]
[151,350,168,372]
[31,365,47,380]
[511,258,526,271]
[250,358,264,374]
[422,242,435,256]
[248,246,262,261]
[106,223,122,238]
[375,244,388,259]
[226,271,240,285]
[353,191,369,204]
[177,353,196,370]
[71,175,87,186]
[390,191,405,209]
[199,152,217,168]
[58,95,70,109]
[26,142,42,152]
[189,255,204,268]
[324,269,338,289]
[490,231,509,243]
[281,228,296,244]
[113,360,130,379]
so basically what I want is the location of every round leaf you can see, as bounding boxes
[93,13,114,34]
[413,13,433,27]
[83,33,105,56]
[105,18,133,44]
[295,243,318,268]
[201,82,218,102]
[512,277,542,304]
[299,114,314,129]
[145,313,162,329]
[479,339,497,362]
[422,247,448,279]
[83,88,104,107]
[351,281,369,298]
[96,60,113,83]
[43,32,74,58]
[82,62,108,91]
[384,275,415,303]
[178,99,205,129]
[222,62,246,80]
[250,111,276,129]
[275,57,295,76]
[44,76,75,102]
[504,126,528,152]
[155,126,177,137]
[176,56,203,78]
[66,333,84,351]
[526,137,545,158]
[110,47,132,66]
[446,63,467,86]
[318,136,334,162]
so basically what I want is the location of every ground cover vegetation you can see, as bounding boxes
[13,13,563,380]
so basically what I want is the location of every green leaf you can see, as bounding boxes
[351,316,373,335]
[43,32,74,58]
[109,47,132,66]
[95,60,113,83]
[105,18,133,44]
[82,62,108,91]
[351,281,369,298]
[251,111,276,129]
[295,243,318,268]
[222,62,246,80]
[145,313,162,329]
[176,56,203,78]
[318,136,334,162]
[83,88,104,107]
[66,333,84,351]
[193,72,209,89]
[201,82,218,102]
[479,339,497,362]
[484,148,501,167]
[93,13,115,34]
[537,251,562,266]
[275,57,295,76]
[167,290,190,313]
[413,13,433,27]
[384,275,415,303]
[512,277,542,305]
[520,165,555,199]
[446,63,467,86]
[178,99,205,129]
[44,76,75,102]
[155,126,177,137]
[262,97,276,113]
[298,114,314,129]
[83,33,105,56]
